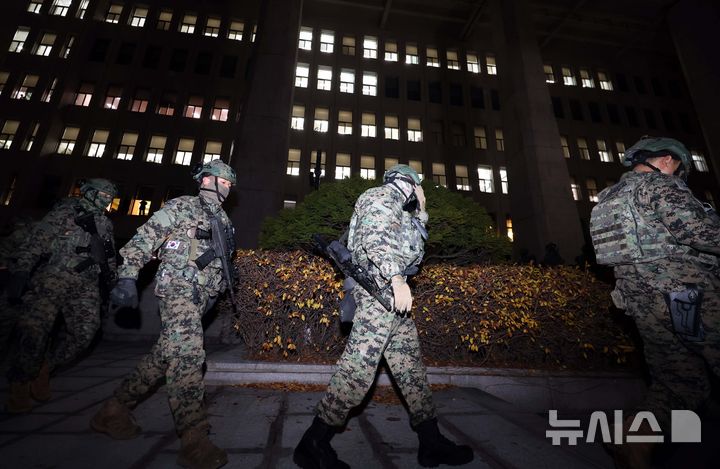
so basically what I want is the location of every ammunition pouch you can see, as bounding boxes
[664,286,705,342]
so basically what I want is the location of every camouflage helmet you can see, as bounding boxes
[80,178,117,198]
[622,136,692,175]
[192,159,236,185]
[383,164,421,186]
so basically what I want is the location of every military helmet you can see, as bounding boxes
[622,136,692,175]
[192,160,236,185]
[383,164,421,185]
[80,178,117,198]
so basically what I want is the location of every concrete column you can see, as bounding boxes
[668,0,720,183]
[229,0,303,247]
[490,0,584,262]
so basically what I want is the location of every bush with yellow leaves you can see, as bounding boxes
[225,250,637,370]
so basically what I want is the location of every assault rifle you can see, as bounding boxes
[195,217,237,312]
[74,211,115,291]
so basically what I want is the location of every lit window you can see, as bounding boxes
[467,53,480,73]
[580,68,595,88]
[474,127,487,149]
[342,36,355,55]
[157,9,172,31]
[299,27,313,50]
[384,158,399,172]
[130,90,149,113]
[407,118,422,142]
[340,68,354,93]
[506,216,513,241]
[570,178,582,200]
[204,17,221,37]
[0,72,9,96]
[184,96,203,119]
[363,36,377,59]
[447,50,460,70]
[106,4,123,24]
[57,126,79,155]
[597,139,612,162]
[313,108,329,132]
[384,115,399,140]
[362,71,377,96]
[287,148,301,175]
[35,33,57,56]
[598,71,613,91]
[361,113,376,138]
[426,47,439,67]
[384,41,398,62]
[0,121,20,149]
[295,63,309,88]
[309,151,326,178]
[23,122,40,151]
[561,136,570,158]
[360,155,376,179]
[76,0,88,19]
[251,25,257,42]
[174,138,194,165]
[409,160,423,180]
[320,30,334,53]
[587,179,599,202]
[117,132,137,160]
[499,167,508,194]
[104,86,122,109]
[456,165,470,191]
[28,1,43,14]
[203,141,222,163]
[61,35,75,58]
[291,105,305,130]
[317,66,332,91]
[10,27,30,53]
[616,142,626,161]
[335,153,351,179]
[1,176,17,206]
[13,74,39,100]
[486,54,497,75]
[284,199,296,209]
[432,163,447,187]
[495,129,504,151]
[87,130,109,158]
[691,151,709,172]
[228,20,244,41]
[578,138,590,159]
[130,7,148,27]
[338,110,353,135]
[50,0,71,16]
[157,92,176,116]
[562,67,576,86]
[211,98,229,121]
[405,43,418,65]
[146,135,166,163]
[74,82,93,106]
[544,65,555,83]
[180,14,196,34]
[477,165,494,193]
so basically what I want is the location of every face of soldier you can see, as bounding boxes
[90,190,114,212]
[200,176,232,204]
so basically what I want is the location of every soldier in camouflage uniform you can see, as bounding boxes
[590,137,720,468]
[4,179,118,413]
[90,160,236,469]
[294,165,474,469]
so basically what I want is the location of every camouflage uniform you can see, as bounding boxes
[592,171,720,426]
[316,184,436,427]
[0,219,35,355]
[6,197,116,382]
[112,195,233,435]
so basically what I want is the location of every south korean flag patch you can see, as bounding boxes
[166,240,182,250]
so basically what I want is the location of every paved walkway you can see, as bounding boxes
[0,341,716,468]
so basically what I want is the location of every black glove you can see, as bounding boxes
[6,271,30,305]
[110,278,138,309]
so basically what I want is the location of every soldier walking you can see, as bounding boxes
[90,160,236,469]
[294,164,474,468]
[590,137,720,468]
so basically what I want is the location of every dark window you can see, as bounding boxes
[470,86,484,109]
[551,97,564,119]
[607,103,621,125]
[668,80,681,98]
[588,102,602,123]
[569,99,583,121]
[450,83,463,106]
[679,112,693,133]
[661,110,675,131]
[385,76,399,99]
[220,55,237,78]
[142,45,161,69]
[407,80,421,101]
[89,38,111,62]
[116,42,136,65]
[429,81,441,104]
[195,52,212,75]
[615,73,628,92]
[625,106,639,127]
[430,121,443,144]
[170,49,188,72]
[633,76,646,94]
[644,109,657,129]
[490,89,500,110]
[651,78,664,97]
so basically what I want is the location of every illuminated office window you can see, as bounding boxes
[174,138,194,165]
[486,54,497,74]
[384,157,399,171]
[467,53,480,73]
[105,4,123,24]
[291,105,305,130]
[561,136,570,158]
[335,153,351,179]
[506,216,513,241]
[317,66,332,91]
[320,30,334,53]
[299,27,313,50]
[50,0,71,16]
[499,167,508,194]
[446,50,460,70]
[117,132,137,160]
[337,110,353,135]
[405,43,418,65]
[211,98,229,121]
[23,122,40,151]
[13,74,39,100]
[295,63,309,88]
[180,14,197,34]
[102,86,121,109]
[204,17,221,37]
[76,0,88,19]
[28,1,43,14]
[10,27,30,53]
[1,176,17,206]
[384,41,398,62]
[130,90,149,112]
[407,118,422,142]
[87,130,109,158]
[128,188,153,216]
[580,68,595,88]
[598,71,613,91]
[616,141,626,161]
[342,35,355,55]
[35,33,57,56]
[360,155,376,179]
[597,139,612,162]
[61,35,75,58]
[409,160,423,180]
[0,121,20,149]
[228,20,244,41]
[0,72,8,96]
[432,163,447,187]
[57,126,79,155]
[426,47,439,67]
[203,141,222,163]
[570,177,582,200]
[130,7,148,27]
[361,113,376,138]
[313,108,329,132]
[251,25,256,42]
[340,68,354,93]
[562,67,576,86]
[587,178,599,202]
[544,64,555,83]
[157,10,172,30]
[495,129,504,151]
[578,138,590,159]
[74,82,93,106]
[477,165,494,193]
[362,71,377,96]
[691,151,709,172]
[146,135,166,163]
[455,165,470,191]
[363,36,377,59]
[474,127,487,149]
[184,96,203,119]
[384,115,399,140]
[287,148,301,175]
[157,92,175,116]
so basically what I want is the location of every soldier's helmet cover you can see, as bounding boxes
[81,178,118,198]
[383,164,421,186]
[192,160,237,185]
[622,136,692,178]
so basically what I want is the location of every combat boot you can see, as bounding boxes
[415,418,474,467]
[177,425,228,469]
[90,397,141,440]
[30,361,51,402]
[293,416,350,469]
[5,382,32,413]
